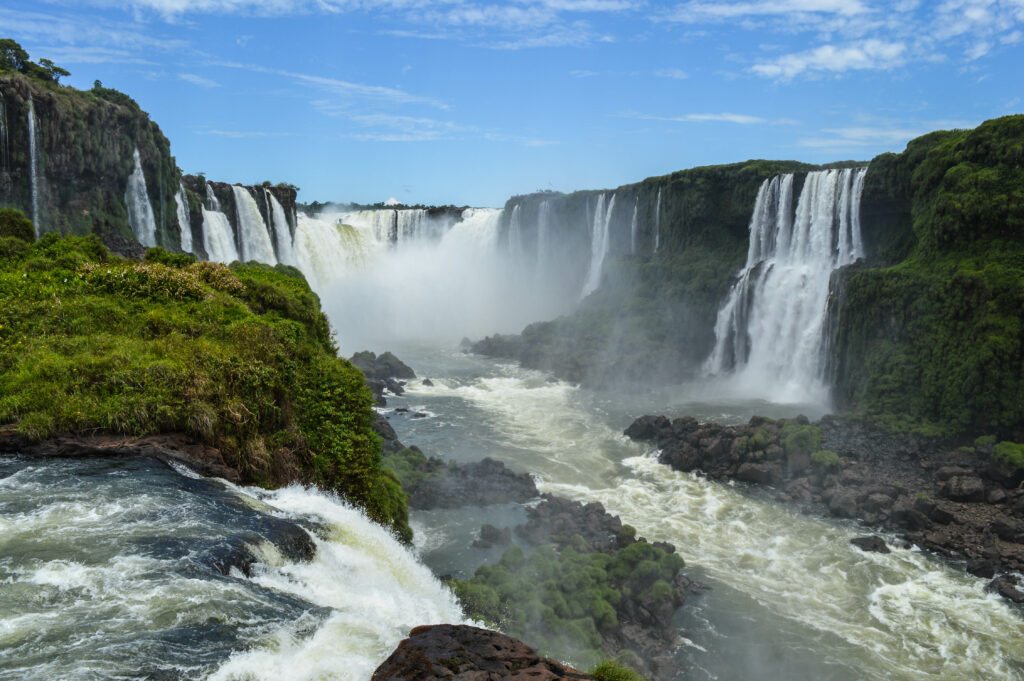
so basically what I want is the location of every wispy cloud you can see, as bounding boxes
[654,68,689,79]
[796,118,977,150]
[662,0,870,23]
[620,110,770,124]
[570,69,600,77]
[179,73,220,87]
[751,39,906,79]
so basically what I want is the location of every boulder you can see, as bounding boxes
[850,535,891,554]
[942,475,986,502]
[736,462,779,485]
[624,415,671,441]
[828,489,860,518]
[372,624,592,681]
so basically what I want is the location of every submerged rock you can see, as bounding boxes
[372,624,593,681]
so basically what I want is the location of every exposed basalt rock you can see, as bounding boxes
[372,624,593,681]
[850,536,891,554]
[409,458,539,510]
[350,350,416,380]
[625,412,1024,600]
[0,429,243,483]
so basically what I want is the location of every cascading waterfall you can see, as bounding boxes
[0,90,9,173]
[174,184,192,253]
[507,204,522,255]
[202,207,239,264]
[705,167,869,402]
[124,147,158,248]
[535,200,551,274]
[231,185,277,264]
[265,189,297,266]
[580,192,616,299]
[654,188,662,253]
[630,196,639,254]
[27,98,40,235]
[205,183,221,211]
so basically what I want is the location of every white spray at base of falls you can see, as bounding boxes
[232,185,277,264]
[705,167,869,403]
[175,183,192,253]
[202,206,239,264]
[580,193,616,299]
[125,146,158,248]
[27,98,40,236]
[208,484,465,681]
[266,189,297,266]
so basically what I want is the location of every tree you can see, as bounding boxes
[0,208,35,242]
[0,39,29,73]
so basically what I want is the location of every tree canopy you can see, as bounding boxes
[0,38,70,83]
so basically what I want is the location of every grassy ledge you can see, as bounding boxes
[0,228,410,541]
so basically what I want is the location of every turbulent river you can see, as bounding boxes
[3,345,1024,680]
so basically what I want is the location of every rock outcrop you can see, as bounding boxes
[372,625,593,681]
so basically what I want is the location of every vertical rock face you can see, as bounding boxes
[0,74,182,249]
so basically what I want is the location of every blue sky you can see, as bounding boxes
[4,1,1023,206]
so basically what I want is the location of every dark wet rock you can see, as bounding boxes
[422,378,434,387]
[372,415,403,454]
[385,378,406,396]
[412,412,428,419]
[624,411,1024,601]
[350,350,416,380]
[850,536,891,554]
[988,575,1024,603]
[407,458,539,510]
[372,624,592,681]
[366,378,388,406]
[473,524,512,549]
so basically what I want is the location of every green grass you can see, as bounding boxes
[0,232,410,541]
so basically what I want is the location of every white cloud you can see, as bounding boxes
[751,39,906,79]
[621,111,769,124]
[662,0,870,23]
[796,119,977,149]
[570,69,600,76]
[654,68,689,78]
[179,73,220,87]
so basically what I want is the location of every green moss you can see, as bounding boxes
[811,450,841,468]
[0,235,410,540]
[452,538,684,668]
[590,660,646,681]
[992,441,1024,471]
[781,424,821,456]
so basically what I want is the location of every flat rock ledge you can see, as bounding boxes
[372,624,593,681]
[0,429,243,483]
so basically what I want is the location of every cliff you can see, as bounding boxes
[0,73,182,250]
[826,115,1024,437]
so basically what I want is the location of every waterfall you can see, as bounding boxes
[630,196,639,254]
[27,98,40,236]
[202,207,239,264]
[654,188,662,253]
[175,184,192,253]
[507,204,522,255]
[205,183,221,211]
[704,167,869,401]
[0,90,9,173]
[580,192,616,299]
[265,190,297,266]
[125,147,158,248]
[535,200,551,274]
[231,185,277,264]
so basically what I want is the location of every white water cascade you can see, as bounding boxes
[124,147,158,248]
[174,184,192,253]
[202,207,239,264]
[0,90,9,173]
[654,188,662,253]
[580,192,616,299]
[535,200,551,274]
[206,183,222,211]
[27,98,40,235]
[630,196,639,254]
[265,189,296,266]
[507,204,522,256]
[232,185,277,264]
[705,167,868,403]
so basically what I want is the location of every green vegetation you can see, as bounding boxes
[590,660,646,681]
[0,39,69,83]
[811,450,841,468]
[992,441,1024,471]
[0,208,34,242]
[451,538,684,670]
[0,233,410,540]
[781,424,822,456]
[381,445,444,490]
[831,115,1024,437]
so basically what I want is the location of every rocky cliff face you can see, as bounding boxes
[0,74,181,250]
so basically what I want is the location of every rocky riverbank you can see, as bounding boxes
[625,413,1024,602]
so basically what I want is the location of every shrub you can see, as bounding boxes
[144,246,195,268]
[992,441,1024,470]
[590,661,646,681]
[811,450,841,467]
[0,208,34,242]
[781,424,821,456]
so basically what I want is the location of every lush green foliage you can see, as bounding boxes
[0,235,410,539]
[780,424,821,456]
[992,441,1024,470]
[590,661,647,681]
[811,450,841,468]
[0,208,34,242]
[0,39,70,83]
[831,116,1024,437]
[452,539,684,670]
